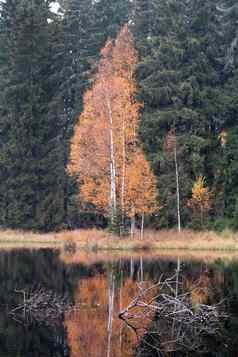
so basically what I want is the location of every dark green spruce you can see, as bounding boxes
[0,0,65,231]
[133,0,238,230]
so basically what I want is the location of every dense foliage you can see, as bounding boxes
[0,0,237,231]
[68,26,158,236]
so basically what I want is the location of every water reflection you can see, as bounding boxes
[64,268,149,357]
[0,249,238,356]
[0,249,71,356]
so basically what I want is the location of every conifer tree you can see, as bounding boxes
[0,0,64,230]
[133,0,230,228]
[94,0,131,50]
[49,0,99,225]
[132,0,153,56]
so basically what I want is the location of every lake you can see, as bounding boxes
[0,248,237,356]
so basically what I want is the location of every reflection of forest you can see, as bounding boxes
[63,254,238,357]
[135,261,238,357]
[0,249,72,356]
[0,249,238,356]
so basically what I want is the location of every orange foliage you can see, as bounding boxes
[188,176,211,212]
[218,130,227,147]
[188,176,211,226]
[124,149,159,217]
[112,25,138,79]
[68,25,158,219]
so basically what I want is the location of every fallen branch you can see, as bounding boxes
[8,287,69,325]
[119,271,228,354]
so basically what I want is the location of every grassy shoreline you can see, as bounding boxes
[0,228,238,251]
[57,228,238,252]
[0,230,63,249]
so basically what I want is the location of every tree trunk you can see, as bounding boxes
[121,117,126,232]
[107,272,115,357]
[174,146,181,232]
[106,93,117,224]
[140,213,145,240]
[130,256,134,278]
[63,175,68,227]
[119,263,123,349]
[110,162,115,225]
[130,208,135,239]
[172,257,181,338]
[140,256,144,282]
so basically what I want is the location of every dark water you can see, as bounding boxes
[0,249,238,357]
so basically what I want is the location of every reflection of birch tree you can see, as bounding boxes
[140,256,144,282]
[64,266,154,357]
[107,271,115,357]
[130,256,134,278]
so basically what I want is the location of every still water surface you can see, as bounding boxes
[0,249,238,356]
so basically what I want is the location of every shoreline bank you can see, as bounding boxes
[0,228,237,252]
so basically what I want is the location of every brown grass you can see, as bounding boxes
[0,229,62,249]
[56,228,238,252]
[0,228,238,252]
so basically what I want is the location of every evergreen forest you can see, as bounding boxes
[0,0,238,232]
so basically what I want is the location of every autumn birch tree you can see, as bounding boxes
[68,25,158,233]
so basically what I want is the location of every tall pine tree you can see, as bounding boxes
[133,0,233,228]
[0,0,65,230]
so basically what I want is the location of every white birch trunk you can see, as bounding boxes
[130,256,134,278]
[121,117,126,230]
[172,258,181,338]
[106,94,117,223]
[140,213,145,240]
[107,272,115,357]
[174,146,181,233]
[119,263,123,350]
[140,255,144,282]
[130,208,135,239]
[110,162,114,222]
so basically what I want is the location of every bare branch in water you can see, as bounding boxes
[8,287,70,326]
[119,270,228,354]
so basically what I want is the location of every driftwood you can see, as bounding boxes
[119,266,228,354]
[8,287,69,325]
